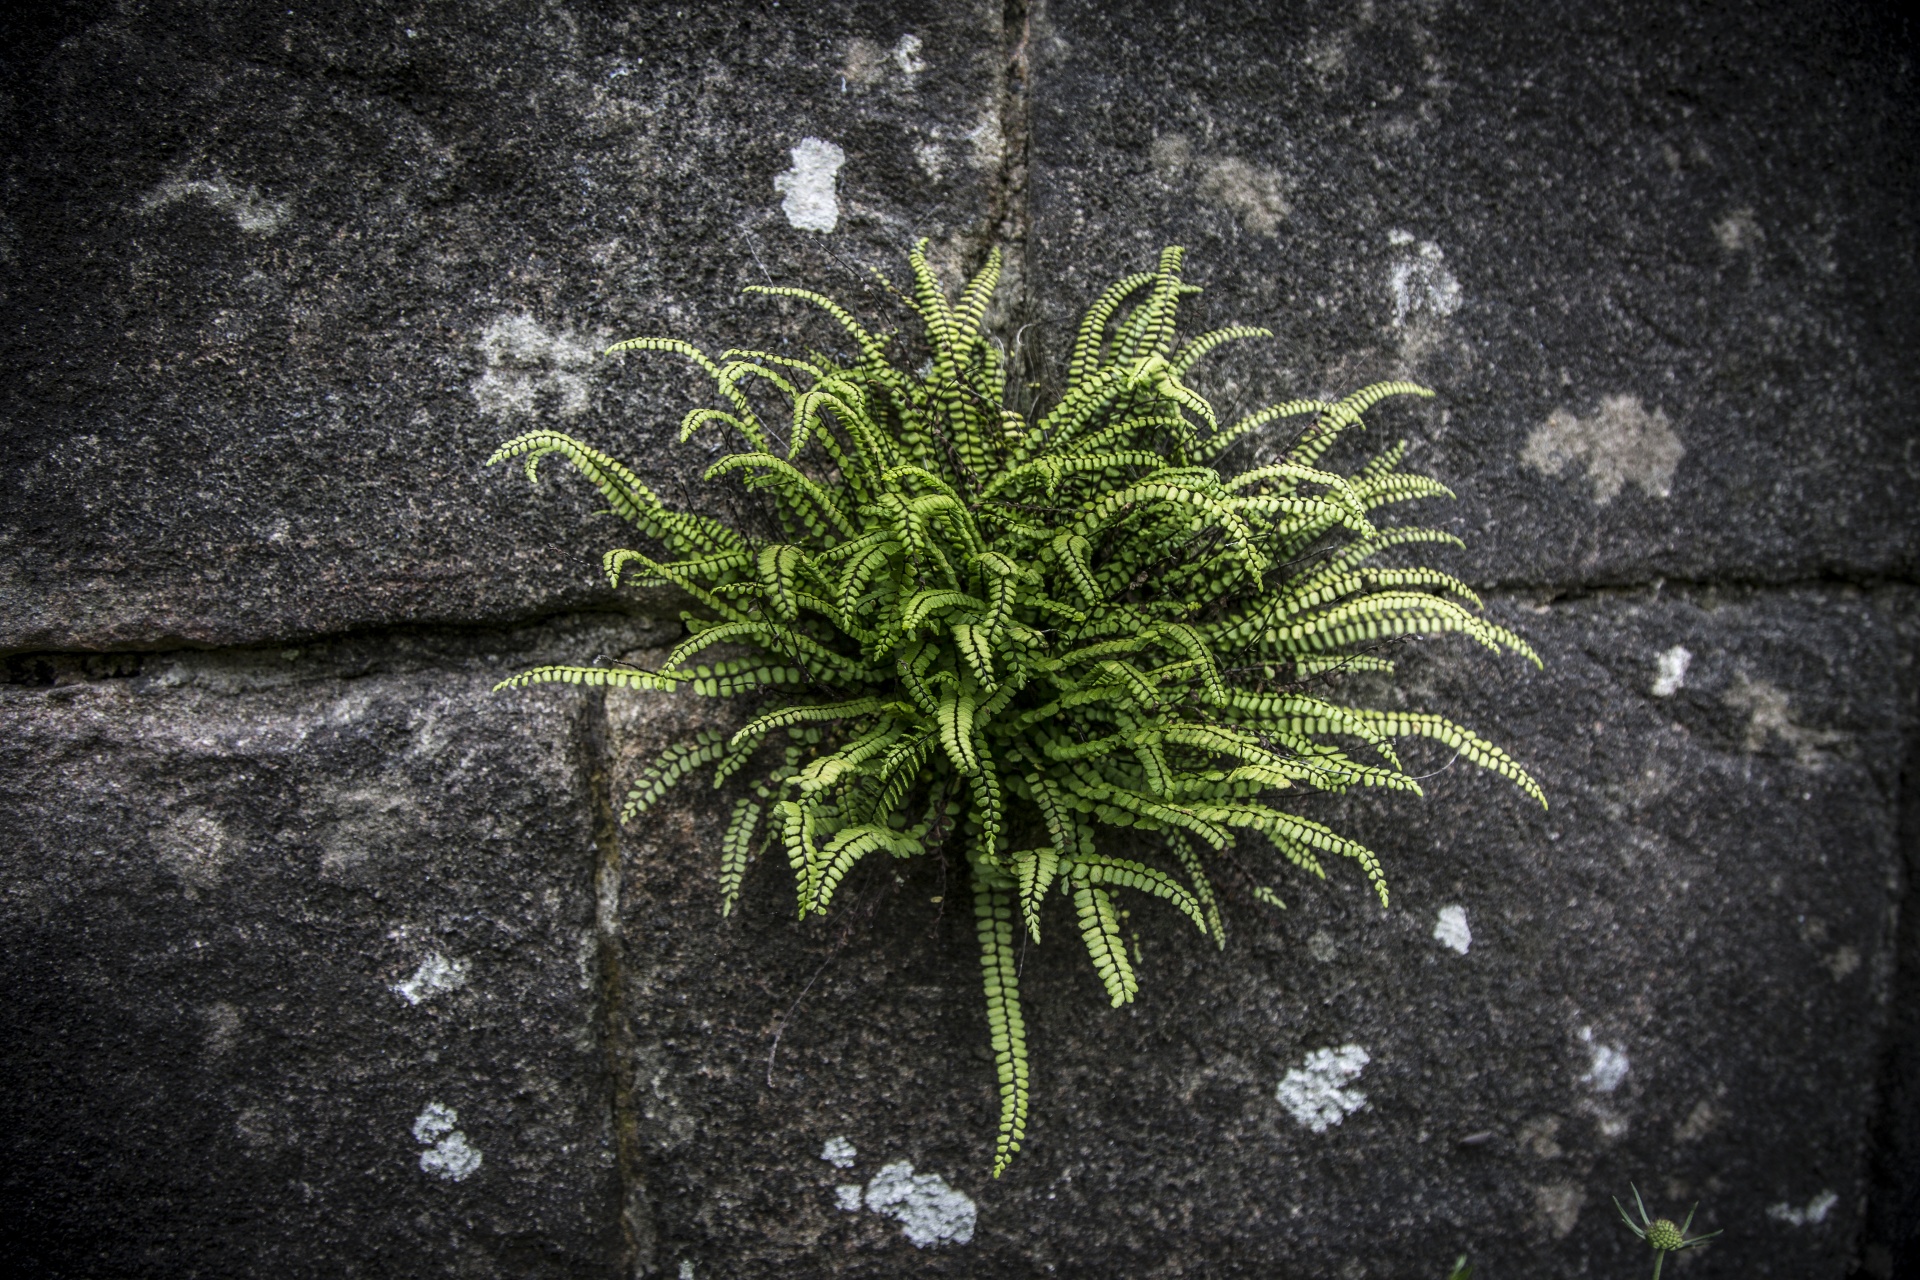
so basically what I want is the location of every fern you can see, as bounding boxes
[490,242,1544,1176]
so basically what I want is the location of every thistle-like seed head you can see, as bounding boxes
[1647,1219,1686,1251]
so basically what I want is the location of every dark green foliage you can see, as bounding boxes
[489,243,1543,1175]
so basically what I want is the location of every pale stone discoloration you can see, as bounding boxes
[1724,675,1848,766]
[1533,1181,1585,1239]
[1523,395,1684,504]
[1152,134,1290,236]
[470,314,600,422]
[1387,231,1461,326]
[140,168,288,234]
[393,952,470,1006]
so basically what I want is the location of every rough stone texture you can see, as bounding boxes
[3,1,1917,1277]
[0,0,1009,650]
[1025,0,1920,588]
[605,587,1913,1277]
[0,617,659,1276]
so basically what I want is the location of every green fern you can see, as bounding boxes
[489,242,1544,1176]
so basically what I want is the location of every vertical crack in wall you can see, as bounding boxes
[986,0,1039,416]
[580,688,653,1277]
[1863,650,1920,1277]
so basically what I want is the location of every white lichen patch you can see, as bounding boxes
[469,313,599,422]
[1277,1044,1370,1132]
[1522,394,1683,504]
[1723,675,1846,767]
[774,137,846,233]
[393,952,469,1006]
[1387,232,1462,326]
[1652,645,1693,698]
[1433,905,1472,954]
[411,1102,482,1182]
[860,1161,976,1247]
[835,1183,865,1212]
[1577,1027,1629,1093]
[820,1135,857,1169]
[1768,1190,1838,1227]
[140,167,289,234]
[678,1262,696,1280]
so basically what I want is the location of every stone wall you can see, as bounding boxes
[3,1,1915,1276]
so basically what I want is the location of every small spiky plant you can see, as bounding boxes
[489,243,1544,1175]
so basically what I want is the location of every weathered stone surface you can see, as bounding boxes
[0,0,1009,650]
[0,616,662,1276]
[1024,0,1920,588]
[4,1,1917,1276]
[602,586,1912,1277]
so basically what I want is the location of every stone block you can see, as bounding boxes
[0,0,1007,650]
[0,635,630,1276]
[600,585,1911,1276]
[1024,0,1920,588]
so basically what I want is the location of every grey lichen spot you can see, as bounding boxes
[1533,1180,1586,1238]
[1714,207,1763,253]
[861,1161,976,1247]
[834,1183,864,1212]
[1277,1044,1370,1132]
[1387,231,1462,326]
[470,314,598,422]
[774,137,846,233]
[1723,675,1847,766]
[820,1135,857,1169]
[913,140,947,180]
[1577,1027,1629,1093]
[890,34,925,82]
[411,1102,482,1182]
[1518,1115,1564,1158]
[393,952,470,1006]
[1306,929,1339,963]
[1152,134,1290,236]
[1652,645,1693,697]
[840,34,923,91]
[1522,394,1683,504]
[140,167,288,234]
[678,1262,696,1280]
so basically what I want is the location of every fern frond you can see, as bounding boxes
[491,242,1544,1176]
[975,875,1030,1177]
[493,664,681,693]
